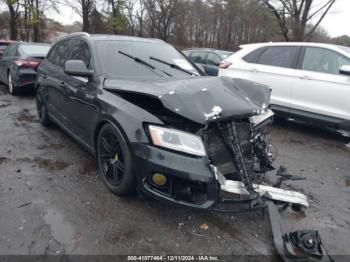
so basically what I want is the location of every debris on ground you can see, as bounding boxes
[346,143,350,149]
[16,202,32,208]
[199,223,209,230]
[178,222,184,229]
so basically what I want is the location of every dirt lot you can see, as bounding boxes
[0,84,349,258]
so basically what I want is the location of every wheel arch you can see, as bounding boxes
[93,117,130,157]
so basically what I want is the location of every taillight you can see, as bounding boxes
[219,61,232,69]
[14,59,41,68]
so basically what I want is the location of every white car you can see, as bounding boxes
[219,42,350,132]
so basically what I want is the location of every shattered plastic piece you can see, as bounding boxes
[267,201,329,261]
[346,142,350,149]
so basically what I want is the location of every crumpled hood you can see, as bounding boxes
[104,76,271,125]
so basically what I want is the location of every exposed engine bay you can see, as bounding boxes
[105,76,330,261]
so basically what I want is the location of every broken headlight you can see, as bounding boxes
[148,125,206,156]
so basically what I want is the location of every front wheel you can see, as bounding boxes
[97,123,135,195]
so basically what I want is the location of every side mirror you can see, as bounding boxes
[64,60,93,78]
[339,65,350,76]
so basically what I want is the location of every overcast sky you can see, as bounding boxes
[47,0,350,38]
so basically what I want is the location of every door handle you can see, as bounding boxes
[300,75,313,80]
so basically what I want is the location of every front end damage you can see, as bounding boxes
[105,77,328,261]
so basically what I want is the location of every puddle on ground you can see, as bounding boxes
[0,157,9,165]
[16,157,70,171]
[104,227,136,244]
[345,178,350,187]
[44,209,74,246]
[0,103,10,108]
[38,143,65,150]
[34,157,70,171]
[16,109,37,123]
[0,88,7,95]
[79,159,98,175]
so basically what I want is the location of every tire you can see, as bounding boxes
[97,123,135,195]
[36,90,52,127]
[8,72,19,95]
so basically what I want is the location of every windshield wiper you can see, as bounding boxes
[149,56,196,76]
[118,51,171,77]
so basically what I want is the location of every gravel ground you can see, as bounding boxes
[0,84,349,259]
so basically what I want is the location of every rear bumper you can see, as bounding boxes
[13,68,37,88]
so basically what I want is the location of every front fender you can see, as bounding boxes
[91,90,164,154]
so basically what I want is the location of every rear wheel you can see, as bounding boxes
[36,90,51,127]
[97,124,135,195]
[8,72,19,95]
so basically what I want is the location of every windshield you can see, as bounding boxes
[19,44,50,56]
[95,40,199,79]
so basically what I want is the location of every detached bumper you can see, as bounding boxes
[131,143,219,209]
[131,143,309,210]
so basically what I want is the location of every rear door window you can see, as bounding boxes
[257,46,300,69]
[302,47,350,75]
[190,51,207,64]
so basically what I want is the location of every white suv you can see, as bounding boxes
[219,42,350,132]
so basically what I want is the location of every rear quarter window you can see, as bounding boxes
[243,47,267,63]
[257,46,300,69]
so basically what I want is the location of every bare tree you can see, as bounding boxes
[145,0,183,41]
[261,0,337,41]
[5,0,21,40]
[64,0,96,32]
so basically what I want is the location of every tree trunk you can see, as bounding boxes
[8,3,17,40]
[33,0,40,42]
[110,0,118,34]
[82,0,90,32]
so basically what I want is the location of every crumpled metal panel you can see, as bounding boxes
[104,76,271,124]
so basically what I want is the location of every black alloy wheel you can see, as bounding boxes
[97,124,135,195]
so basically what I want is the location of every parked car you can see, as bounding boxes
[183,48,233,76]
[35,33,324,260]
[219,42,350,132]
[35,32,309,209]
[0,39,16,58]
[0,42,50,95]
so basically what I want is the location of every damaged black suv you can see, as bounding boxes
[36,33,328,260]
[36,32,305,209]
